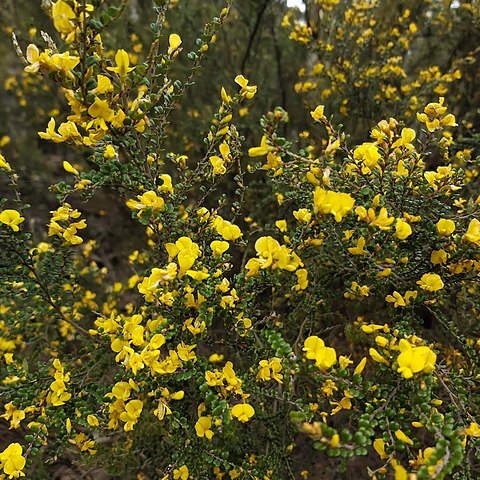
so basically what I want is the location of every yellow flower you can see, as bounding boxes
[92,74,113,94]
[235,75,257,99]
[361,323,388,334]
[37,118,64,143]
[394,429,414,445]
[51,0,76,35]
[275,219,287,232]
[63,160,79,175]
[103,145,116,159]
[0,403,25,430]
[165,238,200,275]
[86,415,99,427]
[208,353,224,363]
[313,187,355,222]
[347,236,368,255]
[395,159,409,176]
[463,218,480,245]
[107,49,135,79]
[212,217,242,240]
[0,210,25,232]
[369,348,389,365]
[88,97,115,122]
[463,422,480,437]
[417,97,457,132]
[119,399,143,431]
[436,218,455,237]
[393,462,408,480]
[353,357,367,375]
[303,336,337,370]
[373,438,389,459]
[186,270,209,281]
[353,142,381,173]
[392,127,416,150]
[310,105,325,121]
[195,416,214,440]
[386,291,406,308]
[221,87,231,104]
[126,191,164,214]
[293,268,308,291]
[430,249,448,265]
[416,273,443,292]
[231,403,255,423]
[210,240,229,256]
[168,34,182,54]
[293,208,312,223]
[248,135,272,157]
[395,219,412,240]
[210,155,226,175]
[173,465,189,480]
[158,174,174,195]
[0,443,26,479]
[0,154,11,171]
[396,339,436,379]
[177,342,197,362]
[257,358,283,383]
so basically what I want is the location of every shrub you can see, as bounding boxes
[0,1,479,479]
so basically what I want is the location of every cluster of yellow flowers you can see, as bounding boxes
[245,236,303,276]
[47,359,72,407]
[313,187,355,222]
[362,323,437,379]
[303,336,337,371]
[48,203,87,245]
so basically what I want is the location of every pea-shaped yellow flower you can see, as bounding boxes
[51,0,75,35]
[210,240,229,256]
[395,219,412,240]
[168,34,182,54]
[213,217,242,240]
[373,438,389,459]
[209,155,226,175]
[416,273,443,292]
[0,154,11,171]
[195,416,214,440]
[0,209,25,232]
[119,399,143,432]
[248,135,271,157]
[395,429,414,445]
[310,105,325,121]
[396,339,436,379]
[235,75,257,99]
[303,336,337,370]
[63,160,79,175]
[463,218,480,245]
[0,443,26,479]
[436,218,455,237]
[463,422,480,437]
[107,49,135,79]
[231,403,255,423]
[313,187,355,222]
[353,142,381,173]
[173,465,189,480]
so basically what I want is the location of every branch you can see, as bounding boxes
[240,0,270,74]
